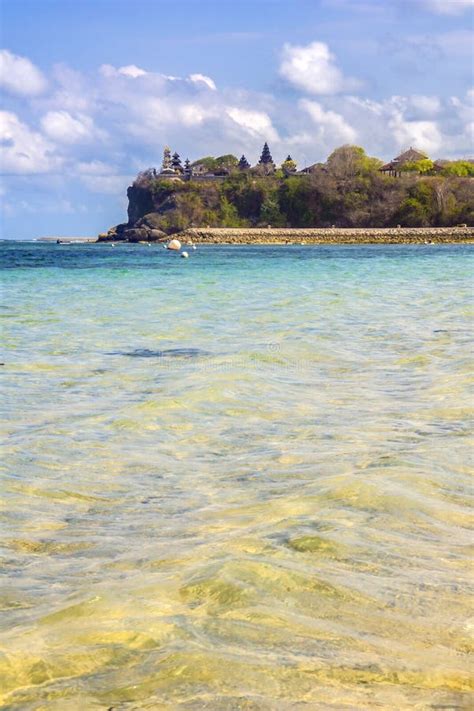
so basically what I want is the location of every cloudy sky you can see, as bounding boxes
[1,0,473,238]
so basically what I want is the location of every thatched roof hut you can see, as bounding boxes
[380,147,428,176]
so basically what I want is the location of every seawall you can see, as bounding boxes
[177,226,474,244]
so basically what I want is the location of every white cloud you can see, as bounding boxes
[178,103,215,126]
[80,174,132,194]
[226,107,279,141]
[117,64,147,78]
[390,115,442,154]
[0,111,61,174]
[99,63,147,78]
[344,95,446,156]
[77,160,116,175]
[189,73,217,90]
[0,48,472,187]
[408,95,441,115]
[40,111,98,144]
[423,0,474,14]
[299,98,358,144]
[279,41,361,95]
[0,49,47,96]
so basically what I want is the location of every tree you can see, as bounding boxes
[440,160,474,177]
[402,159,435,174]
[260,193,284,226]
[191,156,217,171]
[219,196,241,226]
[215,154,239,169]
[326,145,382,179]
[281,155,297,174]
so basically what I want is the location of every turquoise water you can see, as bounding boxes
[1,242,473,709]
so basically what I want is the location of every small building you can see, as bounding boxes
[380,147,429,177]
[190,163,210,176]
[293,161,326,176]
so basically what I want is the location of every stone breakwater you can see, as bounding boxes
[176,226,474,244]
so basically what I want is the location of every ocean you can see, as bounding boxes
[1,241,473,709]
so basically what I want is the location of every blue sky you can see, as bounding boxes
[1,0,473,238]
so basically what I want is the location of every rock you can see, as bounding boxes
[181,251,189,258]
[138,212,167,230]
[148,228,167,242]
[123,228,149,242]
[167,238,181,251]
[97,223,129,241]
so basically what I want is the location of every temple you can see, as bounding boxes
[155,143,290,181]
[153,143,464,182]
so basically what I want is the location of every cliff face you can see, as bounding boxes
[126,185,155,225]
[98,183,176,242]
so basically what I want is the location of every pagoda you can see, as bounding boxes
[238,154,250,170]
[171,152,183,174]
[184,158,192,179]
[258,142,275,173]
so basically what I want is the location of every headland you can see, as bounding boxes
[98,142,474,244]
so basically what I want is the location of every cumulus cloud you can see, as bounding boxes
[80,174,132,194]
[100,63,147,78]
[0,47,472,191]
[189,73,217,90]
[0,111,60,174]
[77,160,116,175]
[226,107,279,141]
[390,115,442,154]
[117,64,147,78]
[40,111,100,144]
[279,41,361,95]
[408,95,441,116]
[423,0,474,14]
[343,94,460,157]
[299,99,357,144]
[0,49,47,96]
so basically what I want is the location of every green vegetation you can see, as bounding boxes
[127,146,474,233]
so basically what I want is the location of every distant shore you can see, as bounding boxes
[38,237,96,243]
[174,226,474,244]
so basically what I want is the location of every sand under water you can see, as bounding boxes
[1,241,473,709]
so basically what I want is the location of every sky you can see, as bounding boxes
[0,0,473,239]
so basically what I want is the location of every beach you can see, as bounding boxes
[1,241,473,708]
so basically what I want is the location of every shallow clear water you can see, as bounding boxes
[1,242,473,709]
